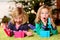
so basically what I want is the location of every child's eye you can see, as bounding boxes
[42,13,44,14]
[46,13,48,14]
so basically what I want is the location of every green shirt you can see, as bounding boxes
[35,18,58,35]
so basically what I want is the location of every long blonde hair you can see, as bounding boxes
[10,7,29,25]
[35,5,56,28]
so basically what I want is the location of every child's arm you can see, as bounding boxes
[23,31,33,36]
[3,22,13,37]
[35,23,41,34]
[51,18,56,29]
[8,21,14,30]
[50,18,58,34]
[21,23,33,36]
[28,24,35,30]
[20,23,30,31]
[3,24,13,37]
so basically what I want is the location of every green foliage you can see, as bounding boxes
[29,13,36,25]
[17,0,53,12]
[1,16,10,23]
[44,0,52,6]
[52,9,58,14]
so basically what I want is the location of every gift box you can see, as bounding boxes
[39,31,50,37]
[14,31,25,38]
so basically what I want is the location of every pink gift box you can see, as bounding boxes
[14,31,25,38]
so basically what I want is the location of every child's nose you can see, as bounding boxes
[16,19,20,21]
[43,14,46,17]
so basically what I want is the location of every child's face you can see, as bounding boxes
[40,8,49,20]
[14,16,22,23]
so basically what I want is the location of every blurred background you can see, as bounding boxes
[0,0,60,26]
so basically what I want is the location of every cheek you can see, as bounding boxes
[14,19,20,22]
[19,19,22,21]
[19,18,23,22]
[46,14,49,18]
[41,14,43,18]
[14,19,17,21]
[41,14,45,18]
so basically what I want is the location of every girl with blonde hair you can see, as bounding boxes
[4,3,32,37]
[35,5,58,36]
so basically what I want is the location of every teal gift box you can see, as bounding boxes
[39,31,50,37]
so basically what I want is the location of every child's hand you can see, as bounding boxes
[28,24,31,26]
[26,32,33,36]
[23,30,27,33]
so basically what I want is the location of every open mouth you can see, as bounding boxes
[44,18,46,19]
